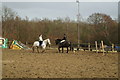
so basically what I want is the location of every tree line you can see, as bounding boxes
[2,6,118,46]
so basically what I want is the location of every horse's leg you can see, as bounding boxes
[41,49,45,53]
[58,46,60,53]
[37,46,39,53]
[41,45,46,53]
[67,47,68,53]
[70,46,71,51]
[32,46,34,53]
[62,47,64,53]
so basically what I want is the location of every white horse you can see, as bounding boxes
[32,38,51,53]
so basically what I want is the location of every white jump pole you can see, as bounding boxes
[88,43,90,51]
[112,44,114,52]
[101,41,105,55]
[95,41,98,53]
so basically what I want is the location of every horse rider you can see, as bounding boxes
[39,34,43,46]
[39,34,43,41]
[63,34,67,40]
[60,34,67,43]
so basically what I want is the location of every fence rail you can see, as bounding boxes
[71,41,120,54]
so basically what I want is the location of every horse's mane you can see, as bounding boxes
[56,39,62,41]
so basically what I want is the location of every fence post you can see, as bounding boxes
[99,43,102,52]
[26,42,28,45]
[95,41,98,53]
[112,44,114,52]
[101,41,105,55]
[88,43,90,51]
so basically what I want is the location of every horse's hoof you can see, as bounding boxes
[41,52,43,53]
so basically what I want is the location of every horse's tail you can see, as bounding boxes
[32,42,35,52]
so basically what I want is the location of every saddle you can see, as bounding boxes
[39,41,43,46]
[60,40,66,43]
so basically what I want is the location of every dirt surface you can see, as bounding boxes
[2,49,118,78]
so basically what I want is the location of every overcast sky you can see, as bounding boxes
[1,0,119,2]
[2,2,118,21]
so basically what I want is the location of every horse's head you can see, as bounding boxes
[46,38,51,47]
[43,38,51,46]
[47,39,51,45]
[55,39,62,45]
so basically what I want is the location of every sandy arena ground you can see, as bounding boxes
[2,48,118,78]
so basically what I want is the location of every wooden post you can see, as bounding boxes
[101,41,105,55]
[112,44,114,52]
[95,41,98,53]
[26,42,28,45]
[88,43,90,51]
[99,43,102,52]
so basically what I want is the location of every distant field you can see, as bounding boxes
[2,49,118,78]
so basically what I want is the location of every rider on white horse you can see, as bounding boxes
[32,38,51,53]
[39,35,43,46]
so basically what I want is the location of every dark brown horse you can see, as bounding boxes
[55,39,71,53]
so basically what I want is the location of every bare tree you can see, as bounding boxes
[2,6,17,21]
[87,13,117,45]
